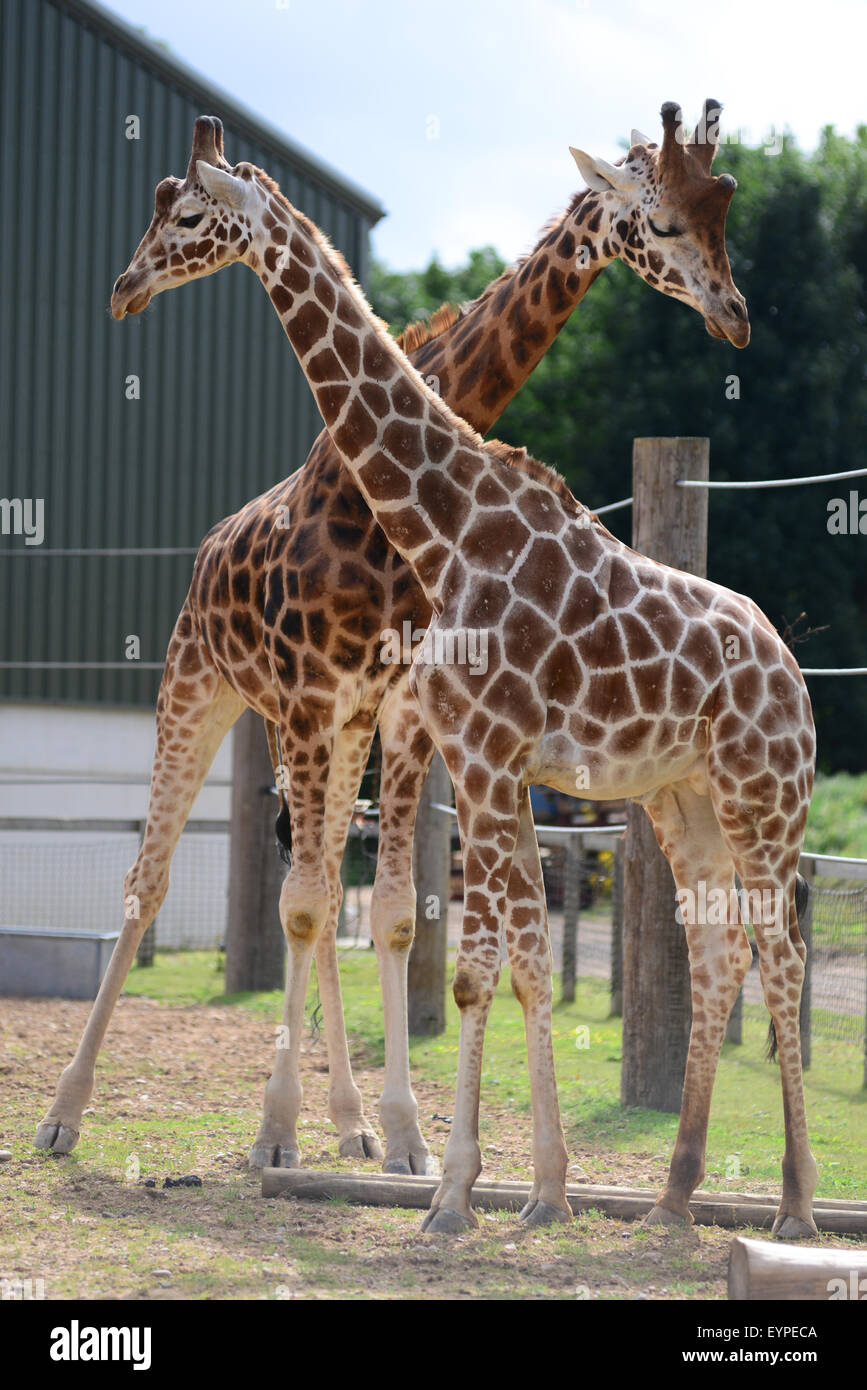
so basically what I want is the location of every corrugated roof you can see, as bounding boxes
[50,0,387,225]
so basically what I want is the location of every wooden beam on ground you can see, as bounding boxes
[261,1168,867,1235]
[728,1235,867,1300]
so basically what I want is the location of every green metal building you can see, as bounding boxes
[0,0,384,708]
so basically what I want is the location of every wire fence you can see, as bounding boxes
[0,811,864,1065]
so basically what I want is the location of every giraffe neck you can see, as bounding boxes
[407,190,616,435]
[246,181,589,610]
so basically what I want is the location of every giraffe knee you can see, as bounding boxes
[453,967,480,1009]
[452,962,497,1010]
[385,918,415,952]
[123,866,168,926]
[279,877,328,948]
[370,888,416,953]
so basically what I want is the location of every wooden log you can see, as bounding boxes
[728,1235,867,1300]
[261,1168,867,1234]
[621,438,709,1111]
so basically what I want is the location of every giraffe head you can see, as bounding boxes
[111,116,256,319]
[569,99,749,346]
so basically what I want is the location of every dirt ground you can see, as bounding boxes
[0,994,861,1302]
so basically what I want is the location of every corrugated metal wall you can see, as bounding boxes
[0,0,382,708]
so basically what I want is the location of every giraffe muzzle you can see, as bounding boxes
[705,297,750,348]
[111,274,152,321]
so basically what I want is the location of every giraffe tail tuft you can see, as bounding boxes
[275,802,292,867]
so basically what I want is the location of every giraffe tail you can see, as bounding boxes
[765,872,810,1063]
[275,802,293,867]
[264,719,293,868]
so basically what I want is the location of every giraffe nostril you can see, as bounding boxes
[113,274,127,295]
[729,299,747,322]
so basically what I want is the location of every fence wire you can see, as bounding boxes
[0,826,864,1058]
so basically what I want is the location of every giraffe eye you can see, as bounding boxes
[177,212,204,229]
[648,216,681,239]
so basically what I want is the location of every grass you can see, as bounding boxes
[123,947,867,1200]
[4,946,864,1301]
[805,772,867,861]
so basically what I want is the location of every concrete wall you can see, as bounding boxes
[0,703,232,821]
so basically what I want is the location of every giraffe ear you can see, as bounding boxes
[630,128,654,148]
[197,161,249,209]
[569,147,633,196]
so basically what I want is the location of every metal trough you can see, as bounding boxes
[0,926,119,999]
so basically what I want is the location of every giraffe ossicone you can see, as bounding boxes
[39,106,815,1244]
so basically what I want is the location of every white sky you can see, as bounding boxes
[102,0,867,270]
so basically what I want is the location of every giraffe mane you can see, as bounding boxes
[483,440,585,518]
[390,190,592,357]
[395,304,463,354]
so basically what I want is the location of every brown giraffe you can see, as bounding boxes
[37,107,794,1225]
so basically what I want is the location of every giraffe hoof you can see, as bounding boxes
[338,1130,384,1163]
[383,1150,439,1177]
[772,1213,817,1241]
[247,1142,300,1171]
[644,1203,691,1228]
[520,1199,573,1227]
[34,1121,80,1154]
[421,1206,476,1235]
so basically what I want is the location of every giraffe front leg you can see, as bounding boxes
[421,777,521,1234]
[314,716,383,1162]
[249,716,333,1169]
[371,691,437,1175]
[36,636,244,1154]
[504,792,570,1227]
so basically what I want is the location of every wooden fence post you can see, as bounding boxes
[609,836,624,1016]
[561,835,581,1003]
[408,753,451,1035]
[799,859,813,1071]
[621,438,709,1113]
[224,709,286,994]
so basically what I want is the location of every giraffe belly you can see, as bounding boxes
[532,731,709,803]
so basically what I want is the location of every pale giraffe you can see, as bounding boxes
[37,107,793,1227]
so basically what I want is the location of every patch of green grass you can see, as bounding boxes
[806,772,867,861]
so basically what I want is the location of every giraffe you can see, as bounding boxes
[36,104,767,1207]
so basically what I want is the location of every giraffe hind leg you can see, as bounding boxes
[637,784,752,1228]
[765,873,810,1062]
[711,783,817,1238]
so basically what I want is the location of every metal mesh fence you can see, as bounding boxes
[0,829,229,950]
[807,882,867,1045]
[0,823,864,1056]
